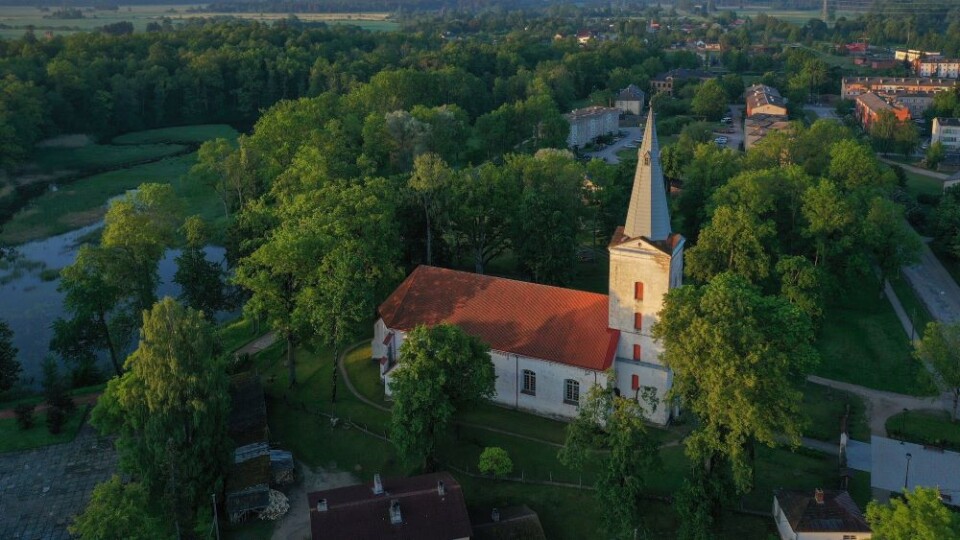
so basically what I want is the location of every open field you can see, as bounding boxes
[903,170,944,198]
[0,5,397,39]
[802,382,870,442]
[0,406,86,453]
[111,123,238,145]
[27,142,186,174]
[714,6,862,25]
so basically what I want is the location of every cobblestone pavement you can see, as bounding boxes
[0,425,117,540]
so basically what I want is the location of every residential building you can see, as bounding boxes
[932,117,960,152]
[773,489,872,540]
[650,68,715,95]
[576,30,594,45]
[871,436,960,507]
[745,84,788,117]
[917,58,960,79]
[614,84,646,115]
[854,92,910,130]
[308,472,472,540]
[841,77,956,101]
[894,93,935,117]
[472,506,546,540]
[895,49,941,63]
[375,109,683,425]
[563,106,619,148]
[744,114,792,150]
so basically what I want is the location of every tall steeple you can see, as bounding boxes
[623,108,671,242]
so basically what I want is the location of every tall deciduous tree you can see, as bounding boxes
[69,476,172,540]
[862,198,921,296]
[390,324,494,468]
[449,163,520,274]
[691,79,728,121]
[174,216,228,318]
[915,322,960,420]
[652,273,818,493]
[90,298,230,529]
[408,153,453,266]
[685,205,775,284]
[866,487,960,539]
[0,319,20,392]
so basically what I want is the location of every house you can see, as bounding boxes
[562,106,620,148]
[374,109,683,425]
[893,93,935,117]
[650,68,715,95]
[870,436,960,507]
[773,489,872,540]
[745,84,788,117]
[614,85,646,115]
[576,30,594,45]
[854,92,910,130]
[307,472,472,540]
[932,117,960,152]
[744,114,792,150]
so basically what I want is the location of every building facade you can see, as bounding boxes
[773,489,872,540]
[932,117,960,152]
[854,92,910,130]
[745,84,788,117]
[650,68,715,95]
[614,84,645,115]
[374,109,682,425]
[564,106,619,148]
[745,114,792,150]
[917,58,960,79]
[842,77,956,100]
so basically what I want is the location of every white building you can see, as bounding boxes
[373,109,683,425]
[932,117,960,152]
[614,85,645,115]
[870,436,960,507]
[917,58,960,79]
[564,106,620,148]
[773,489,872,540]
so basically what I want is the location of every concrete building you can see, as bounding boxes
[854,92,910,130]
[842,77,956,100]
[895,49,940,62]
[773,489,872,540]
[870,436,960,508]
[917,58,960,79]
[745,84,788,117]
[375,109,683,425]
[563,106,619,148]
[614,84,645,115]
[894,93,935,117]
[932,117,960,152]
[650,68,715,95]
[744,113,792,150]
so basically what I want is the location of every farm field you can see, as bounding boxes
[0,5,397,39]
[111,124,239,145]
[714,6,862,24]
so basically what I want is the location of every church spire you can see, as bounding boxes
[623,108,671,242]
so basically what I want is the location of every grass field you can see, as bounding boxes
[0,406,86,453]
[714,6,862,25]
[889,274,934,337]
[903,170,944,198]
[0,5,397,39]
[28,142,186,173]
[885,409,960,451]
[815,278,937,396]
[802,382,870,442]
[111,124,238,145]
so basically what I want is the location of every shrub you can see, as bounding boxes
[14,403,35,430]
[46,405,67,434]
[478,447,513,478]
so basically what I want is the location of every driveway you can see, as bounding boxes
[722,105,744,152]
[803,105,839,120]
[583,126,643,165]
[271,462,357,540]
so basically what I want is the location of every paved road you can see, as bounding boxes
[584,126,643,165]
[724,105,744,151]
[877,157,949,180]
[903,241,960,324]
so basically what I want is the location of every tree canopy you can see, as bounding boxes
[866,487,960,540]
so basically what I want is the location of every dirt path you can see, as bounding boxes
[877,157,949,180]
[902,240,960,325]
[270,461,358,540]
[234,331,277,358]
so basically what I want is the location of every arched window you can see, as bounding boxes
[521,370,536,396]
[564,379,580,405]
[643,151,651,166]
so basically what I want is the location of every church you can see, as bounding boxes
[372,109,685,425]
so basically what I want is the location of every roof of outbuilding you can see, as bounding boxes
[379,265,618,371]
[775,489,871,533]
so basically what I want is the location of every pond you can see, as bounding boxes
[0,223,228,387]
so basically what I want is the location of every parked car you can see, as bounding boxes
[714,136,728,144]
[721,116,732,124]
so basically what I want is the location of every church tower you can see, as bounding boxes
[607,108,684,425]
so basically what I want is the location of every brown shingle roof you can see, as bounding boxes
[308,472,471,540]
[379,266,618,371]
[776,489,871,533]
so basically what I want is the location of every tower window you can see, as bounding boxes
[634,313,642,330]
[633,344,642,360]
[635,281,644,300]
[564,379,580,405]
[631,374,639,390]
[521,370,536,396]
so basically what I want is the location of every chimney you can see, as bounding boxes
[491,507,501,522]
[316,498,328,512]
[814,488,824,504]
[389,499,402,525]
[373,474,384,495]
[437,480,445,497]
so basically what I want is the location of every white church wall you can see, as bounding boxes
[608,241,673,365]
[614,358,672,425]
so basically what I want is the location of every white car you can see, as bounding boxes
[714,136,728,144]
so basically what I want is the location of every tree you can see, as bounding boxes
[926,141,946,170]
[862,198,921,296]
[685,206,775,284]
[675,143,742,241]
[190,138,236,219]
[0,319,20,392]
[652,273,818,494]
[449,163,521,274]
[865,487,960,540]
[69,476,172,540]
[691,79,728,121]
[869,110,900,155]
[558,383,660,538]
[390,324,494,468]
[915,322,960,420]
[173,216,228,318]
[90,298,230,529]
[775,256,826,324]
[408,153,453,266]
[478,447,513,477]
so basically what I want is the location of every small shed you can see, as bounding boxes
[225,454,272,523]
[228,372,268,448]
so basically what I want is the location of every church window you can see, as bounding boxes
[521,370,536,396]
[643,152,650,166]
[564,379,580,405]
[634,281,644,300]
[632,344,642,360]
[631,374,639,390]
[634,313,643,330]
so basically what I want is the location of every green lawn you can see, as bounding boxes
[802,382,870,442]
[0,383,104,411]
[218,316,259,356]
[903,170,944,198]
[815,278,937,396]
[885,409,960,451]
[0,406,86,453]
[29,142,186,173]
[112,124,239,145]
[889,274,934,337]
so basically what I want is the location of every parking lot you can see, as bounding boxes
[583,126,644,164]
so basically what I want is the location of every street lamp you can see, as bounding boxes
[904,453,913,491]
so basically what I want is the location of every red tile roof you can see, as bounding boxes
[308,472,471,540]
[379,266,618,371]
